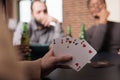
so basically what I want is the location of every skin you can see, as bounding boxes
[0,2,72,79]
[21,46,72,80]
[40,46,72,77]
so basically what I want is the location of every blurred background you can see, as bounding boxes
[1,0,120,80]
[0,0,95,38]
[1,0,120,38]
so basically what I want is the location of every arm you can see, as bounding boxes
[41,14,64,38]
[53,22,64,39]
[86,24,107,51]
[20,59,41,80]
[49,16,64,38]
[88,7,109,51]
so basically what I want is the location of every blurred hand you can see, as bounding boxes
[20,45,31,54]
[97,8,109,24]
[41,14,58,27]
[18,45,31,60]
[40,46,72,77]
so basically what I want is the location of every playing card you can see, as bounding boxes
[65,39,97,71]
[64,38,85,71]
[53,37,70,56]
[53,37,97,71]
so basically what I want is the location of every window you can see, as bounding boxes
[19,0,32,22]
[19,0,63,23]
[46,0,63,23]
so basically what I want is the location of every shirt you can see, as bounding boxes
[86,21,120,53]
[13,19,64,45]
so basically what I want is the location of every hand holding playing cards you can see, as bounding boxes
[41,46,72,77]
[53,37,97,71]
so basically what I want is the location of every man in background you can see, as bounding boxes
[13,0,64,45]
[86,0,120,54]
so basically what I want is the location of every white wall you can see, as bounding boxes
[106,0,120,22]
[19,0,63,23]
[19,0,31,22]
[46,0,63,23]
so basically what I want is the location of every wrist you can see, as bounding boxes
[40,58,45,78]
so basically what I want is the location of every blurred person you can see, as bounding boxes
[13,0,64,46]
[13,0,64,59]
[86,0,120,54]
[0,10,72,80]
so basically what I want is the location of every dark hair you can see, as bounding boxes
[31,0,47,12]
[87,0,106,7]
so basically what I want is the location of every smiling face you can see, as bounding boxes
[88,0,106,18]
[31,1,47,23]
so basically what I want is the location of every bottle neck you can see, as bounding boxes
[23,22,27,32]
[67,26,72,37]
[79,24,85,39]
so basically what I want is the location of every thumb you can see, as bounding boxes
[46,47,54,56]
[55,55,72,63]
[49,44,54,50]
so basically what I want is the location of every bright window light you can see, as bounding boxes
[46,0,63,23]
[19,0,31,22]
[19,0,63,23]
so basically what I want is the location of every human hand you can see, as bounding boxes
[40,46,72,77]
[41,14,58,27]
[15,45,32,60]
[97,8,109,24]
[20,45,31,53]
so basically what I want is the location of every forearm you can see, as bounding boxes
[53,23,64,38]
[20,59,41,80]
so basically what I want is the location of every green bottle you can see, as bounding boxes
[66,25,72,37]
[79,23,85,40]
[21,22,31,60]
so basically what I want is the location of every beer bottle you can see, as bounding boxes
[79,23,85,40]
[21,22,31,60]
[66,25,72,37]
